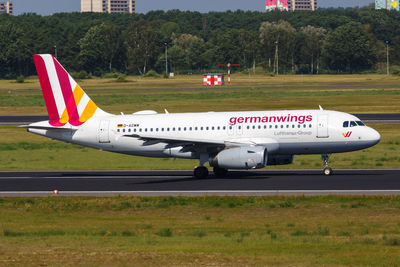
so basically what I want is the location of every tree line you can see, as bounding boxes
[1,7,400,78]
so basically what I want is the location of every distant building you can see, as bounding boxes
[288,0,317,11]
[375,0,399,10]
[266,0,317,11]
[265,0,289,11]
[81,0,135,13]
[0,1,13,15]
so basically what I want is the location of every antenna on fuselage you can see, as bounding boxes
[164,109,169,114]
[319,105,324,111]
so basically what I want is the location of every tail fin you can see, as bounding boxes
[33,54,105,127]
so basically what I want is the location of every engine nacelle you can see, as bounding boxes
[267,155,294,165]
[163,147,196,159]
[211,146,267,169]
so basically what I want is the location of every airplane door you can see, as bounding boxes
[98,120,110,143]
[317,115,329,138]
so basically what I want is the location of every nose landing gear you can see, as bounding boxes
[321,154,333,176]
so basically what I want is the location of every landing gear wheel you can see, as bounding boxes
[194,166,209,179]
[323,167,333,176]
[213,167,228,177]
[321,154,333,176]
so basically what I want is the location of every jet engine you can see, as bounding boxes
[211,146,267,169]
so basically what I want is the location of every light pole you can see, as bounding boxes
[164,43,168,76]
[54,45,57,58]
[386,41,390,75]
[274,40,279,75]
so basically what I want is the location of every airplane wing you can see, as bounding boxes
[123,134,280,153]
[123,133,251,147]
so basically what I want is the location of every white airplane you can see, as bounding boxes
[26,54,381,178]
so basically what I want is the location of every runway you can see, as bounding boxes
[1,114,400,125]
[1,169,400,196]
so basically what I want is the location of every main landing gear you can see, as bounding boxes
[193,166,229,178]
[194,166,209,179]
[321,154,333,176]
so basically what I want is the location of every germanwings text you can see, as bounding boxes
[229,115,313,125]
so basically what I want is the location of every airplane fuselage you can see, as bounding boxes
[29,109,380,160]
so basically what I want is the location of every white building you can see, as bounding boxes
[0,1,13,15]
[81,0,135,13]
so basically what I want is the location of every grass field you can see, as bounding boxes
[1,196,400,265]
[0,123,398,170]
[1,73,400,115]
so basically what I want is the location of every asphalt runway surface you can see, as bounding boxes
[1,114,400,125]
[1,169,399,196]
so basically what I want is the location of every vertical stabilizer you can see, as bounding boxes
[33,54,106,127]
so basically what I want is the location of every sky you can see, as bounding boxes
[12,0,375,16]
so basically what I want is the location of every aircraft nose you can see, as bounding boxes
[368,127,381,146]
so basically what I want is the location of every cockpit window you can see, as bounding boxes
[356,121,365,126]
[350,121,357,127]
[343,121,349,128]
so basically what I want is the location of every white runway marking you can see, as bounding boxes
[2,190,400,197]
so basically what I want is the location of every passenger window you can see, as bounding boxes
[350,121,357,127]
[275,125,278,129]
[343,121,349,128]
[161,128,164,132]
[298,125,301,128]
[217,126,220,130]
[223,126,226,130]
[150,128,153,132]
[156,128,159,132]
[184,127,186,131]
[206,127,209,130]
[128,129,131,132]
[286,125,289,128]
[258,125,261,129]
[201,127,203,130]
[212,126,214,130]
[247,126,250,129]
[280,125,283,128]
[139,129,142,132]
[134,129,137,132]
[309,124,312,128]
[252,126,255,129]
[189,127,192,131]
[173,128,175,131]
[303,124,306,128]
[269,125,272,129]
[264,125,267,129]
[239,126,241,130]
[117,129,120,132]
[167,128,170,131]
[356,121,365,126]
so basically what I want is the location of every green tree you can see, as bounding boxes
[125,20,158,75]
[78,23,122,73]
[301,26,326,74]
[259,20,297,74]
[323,22,377,72]
[391,36,400,66]
[0,22,31,78]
